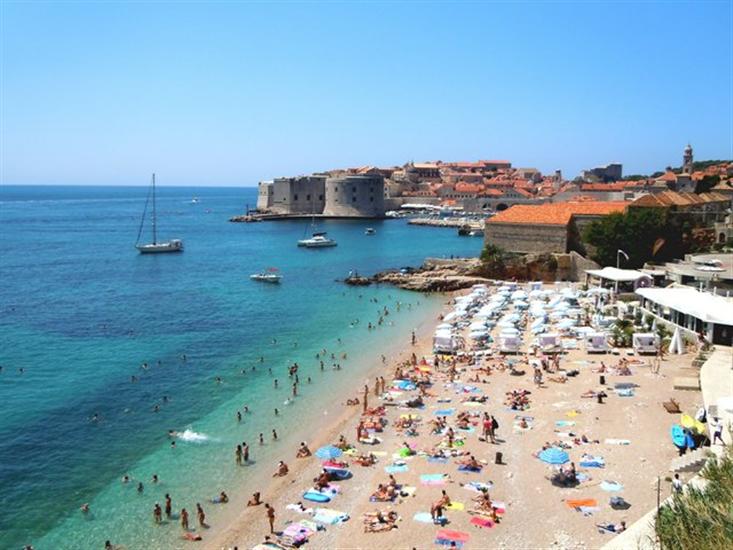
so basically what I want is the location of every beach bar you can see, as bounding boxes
[635,286,733,345]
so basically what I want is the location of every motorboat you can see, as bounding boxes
[250,268,282,283]
[365,228,376,235]
[298,232,337,248]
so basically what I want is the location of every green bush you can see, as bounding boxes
[655,447,733,550]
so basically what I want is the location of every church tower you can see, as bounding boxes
[683,143,693,174]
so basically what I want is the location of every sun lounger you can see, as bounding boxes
[663,399,682,413]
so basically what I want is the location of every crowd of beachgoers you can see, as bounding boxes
[202,281,705,550]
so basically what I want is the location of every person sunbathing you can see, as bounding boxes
[458,455,482,470]
[597,521,626,534]
[314,470,331,490]
[371,483,394,501]
[345,397,360,406]
[273,460,289,477]
[296,442,312,458]
[355,453,377,466]
[362,509,398,532]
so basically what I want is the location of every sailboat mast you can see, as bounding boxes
[152,173,157,245]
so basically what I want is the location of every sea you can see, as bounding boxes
[0,185,482,550]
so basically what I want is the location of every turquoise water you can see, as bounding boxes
[0,185,482,549]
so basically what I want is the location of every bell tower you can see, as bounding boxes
[683,143,693,174]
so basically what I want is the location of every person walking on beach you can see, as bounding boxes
[180,508,189,530]
[164,494,172,518]
[265,503,276,534]
[196,503,206,528]
[374,377,380,396]
[488,415,498,444]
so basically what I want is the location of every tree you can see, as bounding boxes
[582,208,684,268]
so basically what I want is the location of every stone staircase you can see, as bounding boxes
[669,446,711,473]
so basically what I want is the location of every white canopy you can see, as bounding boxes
[636,287,733,326]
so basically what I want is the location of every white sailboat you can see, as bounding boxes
[297,195,336,248]
[135,174,183,254]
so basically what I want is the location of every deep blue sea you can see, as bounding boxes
[0,185,482,549]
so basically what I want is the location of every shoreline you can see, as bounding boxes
[202,293,452,550]
[209,282,705,550]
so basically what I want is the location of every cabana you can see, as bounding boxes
[584,332,609,353]
[499,335,521,354]
[434,330,463,354]
[538,333,561,353]
[632,332,659,354]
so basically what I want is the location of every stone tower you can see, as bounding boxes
[683,143,693,174]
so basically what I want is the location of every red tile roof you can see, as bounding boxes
[488,201,627,226]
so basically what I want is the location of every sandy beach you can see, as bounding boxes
[206,283,703,550]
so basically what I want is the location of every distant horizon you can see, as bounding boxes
[2,2,731,186]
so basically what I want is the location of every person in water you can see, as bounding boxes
[165,494,172,518]
[153,503,162,524]
[196,503,206,527]
[180,508,189,530]
[247,492,262,506]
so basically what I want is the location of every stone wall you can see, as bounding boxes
[484,222,568,254]
[323,174,385,217]
[257,181,273,210]
[270,176,326,214]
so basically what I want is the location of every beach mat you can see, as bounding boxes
[434,409,456,416]
[470,516,495,529]
[313,507,349,525]
[384,464,409,474]
[413,512,435,523]
[600,481,624,492]
[566,498,598,509]
[446,501,465,511]
[435,529,470,547]
[421,473,447,486]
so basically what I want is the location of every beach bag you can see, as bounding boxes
[491,418,499,430]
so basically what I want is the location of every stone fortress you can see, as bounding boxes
[256,171,385,218]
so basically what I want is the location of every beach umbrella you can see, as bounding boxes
[315,445,343,460]
[538,447,569,464]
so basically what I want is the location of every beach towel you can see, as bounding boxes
[286,504,313,514]
[370,450,388,457]
[435,408,456,416]
[400,486,417,497]
[491,501,506,514]
[384,464,409,474]
[555,420,576,427]
[615,388,635,397]
[462,481,493,493]
[577,506,600,516]
[470,516,495,529]
[579,455,605,468]
[457,426,476,433]
[566,498,598,509]
[420,473,447,486]
[413,512,440,524]
[605,438,631,445]
[458,465,482,473]
[313,508,349,525]
[435,529,470,547]
[446,501,465,511]
[463,402,483,408]
[566,410,580,418]
[600,480,624,492]
[427,457,448,464]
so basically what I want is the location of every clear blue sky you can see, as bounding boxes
[1,1,731,186]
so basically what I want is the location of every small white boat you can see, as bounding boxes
[250,268,282,283]
[365,228,376,235]
[190,197,199,204]
[298,232,337,248]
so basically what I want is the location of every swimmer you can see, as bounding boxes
[274,408,279,416]
[152,474,158,483]
[218,491,229,503]
[122,475,130,484]
[153,503,162,524]
[244,406,250,414]
[259,433,264,445]
[237,411,242,422]
[80,503,90,513]
[272,429,278,441]
[137,482,144,493]
[165,494,172,517]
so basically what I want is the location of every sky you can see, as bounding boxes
[1,1,732,187]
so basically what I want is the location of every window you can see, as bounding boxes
[319,195,323,201]
[370,197,374,202]
[335,187,338,192]
[294,194,298,201]
[352,196,356,202]
[352,187,356,192]
[306,194,311,201]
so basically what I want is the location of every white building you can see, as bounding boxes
[635,286,733,345]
